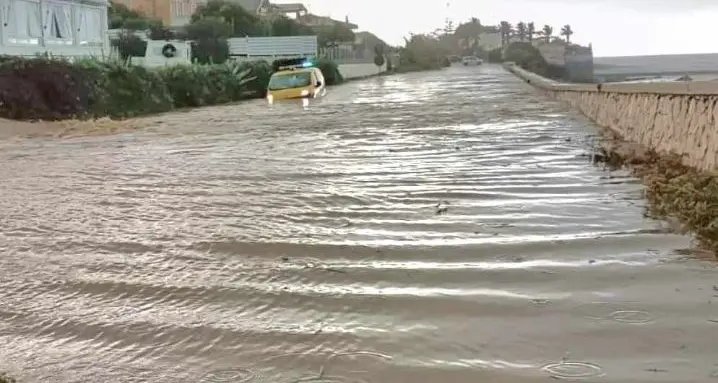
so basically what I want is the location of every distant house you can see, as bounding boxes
[112,0,274,27]
[297,14,357,30]
[270,2,307,18]
[169,0,201,26]
[119,0,358,35]
[354,31,386,48]
[232,0,271,14]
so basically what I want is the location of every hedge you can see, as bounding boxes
[0,56,344,121]
[503,42,566,80]
[315,58,343,85]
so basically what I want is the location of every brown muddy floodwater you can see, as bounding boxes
[0,65,717,383]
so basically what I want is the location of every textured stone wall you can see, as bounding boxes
[504,63,718,172]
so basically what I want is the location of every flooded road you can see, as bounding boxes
[0,65,717,382]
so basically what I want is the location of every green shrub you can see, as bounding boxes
[0,56,341,121]
[236,60,272,97]
[396,33,449,72]
[157,60,270,107]
[315,58,343,85]
[373,45,385,67]
[110,33,147,61]
[487,47,503,63]
[504,42,566,80]
[77,60,174,118]
[0,57,94,120]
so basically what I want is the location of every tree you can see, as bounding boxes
[516,22,527,42]
[191,0,262,37]
[269,15,314,36]
[542,25,553,44]
[398,33,448,71]
[148,19,175,40]
[185,18,232,64]
[499,21,512,46]
[121,17,150,31]
[108,1,144,29]
[560,24,573,44]
[454,17,482,55]
[114,33,147,60]
[527,22,535,43]
[373,44,385,67]
[186,17,232,39]
[107,1,152,60]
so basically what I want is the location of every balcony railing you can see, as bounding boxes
[0,0,109,57]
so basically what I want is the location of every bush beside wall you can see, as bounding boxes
[503,42,566,81]
[0,56,344,121]
[315,58,343,86]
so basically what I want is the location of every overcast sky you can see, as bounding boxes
[278,0,716,57]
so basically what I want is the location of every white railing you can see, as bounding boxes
[107,29,148,41]
[227,35,317,58]
[319,47,378,64]
[0,0,110,58]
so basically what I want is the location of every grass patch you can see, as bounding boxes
[592,130,718,259]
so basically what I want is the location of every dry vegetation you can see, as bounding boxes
[593,129,718,259]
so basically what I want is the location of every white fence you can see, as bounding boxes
[107,29,148,41]
[0,0,110,58]
[227,35,317,59]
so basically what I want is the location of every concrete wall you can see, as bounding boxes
[338,62,387,80]
[565,45,594,83]
[538,44,566,66]
[503,62,718,171]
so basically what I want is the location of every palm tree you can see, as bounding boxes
[499,21,512,46]
[516,22,526,41]
[542,25,553,44]
[560,24,573,44]
[527,22,535,43]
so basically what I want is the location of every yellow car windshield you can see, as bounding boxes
[268,72,312,90]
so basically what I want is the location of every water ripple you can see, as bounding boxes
[0,65,715,383]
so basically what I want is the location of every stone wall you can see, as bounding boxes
[338,63,387,80]
[503,63,718,172]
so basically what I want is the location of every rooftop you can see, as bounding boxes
[271,2,307,13]
[297,13,358,29]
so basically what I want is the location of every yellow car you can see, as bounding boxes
[266,58,326,103]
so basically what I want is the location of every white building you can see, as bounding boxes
[0,0,110,58]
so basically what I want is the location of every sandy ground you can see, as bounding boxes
[0,117,155,140]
